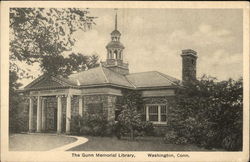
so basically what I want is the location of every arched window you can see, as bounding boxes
[114,50,118,59]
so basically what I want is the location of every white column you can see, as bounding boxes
[36,96,42,132]
[146,106,149,121]
[41,98,46,131]
[158,105,161,122]
[66,94,72,134]
[79,96,83,117]
[57,95,62,133]
[29,97,34,132]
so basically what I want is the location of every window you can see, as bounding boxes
[87,103,103,114]
[160,105,167,122]
[145,104,167,124]
[148,105,158,121]
[114,50,118,59]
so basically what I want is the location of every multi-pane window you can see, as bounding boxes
[160,105,167,122]
[148,105,158,121]
[145,104,167,123]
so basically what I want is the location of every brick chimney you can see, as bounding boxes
[181,49,198,83]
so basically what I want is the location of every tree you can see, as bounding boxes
[167,76,243,150]
[9,70,28,133]
[40,53,99,77]
[10,8,96,63]
[115,90,154,140]
[9,7,99,80]
[9,8,98,132]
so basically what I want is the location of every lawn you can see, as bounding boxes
[9,133,77,151]
[68,136,207,151]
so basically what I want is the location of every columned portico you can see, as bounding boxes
[57,95,62,133]
[29,97,34,132]
[41,98,46,131]
[66,94,72,134]
[26,84,120,135]
[79,96,83,117]
[36,96,42,132]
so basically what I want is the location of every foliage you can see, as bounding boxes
[10,8,98,77]
[115,90,154,140]
[167,75,243,150]
[9,70,28,133]
[40,53,99,77]
[118,89,144,112]
[10,8,96,64]
[164,131,177,144]
[9,8,98,132]
[70,113,114,136]
[116,105,143,140]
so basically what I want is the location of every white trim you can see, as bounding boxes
[79,96,83,117]
[152,122,167,125]
[158,105,161,122]
[100,66,109,83]
[146,106,149,121]
[146,104,167,124]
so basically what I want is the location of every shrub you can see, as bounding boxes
[168,76,243,150]
[139,121,155,136]
[164,131,177,144]
[70,113,115,137]
[115,106,154,139]
[175,137,188,145]
[222,133,242,151]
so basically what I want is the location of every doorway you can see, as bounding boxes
[45,96,57,132]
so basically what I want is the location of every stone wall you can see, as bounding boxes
[107,95,116,120]
[83,95,117,121]
[143,96,174,104]
[143,96,175,136]
[71,96,79,117]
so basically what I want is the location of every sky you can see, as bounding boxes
[19,8,243,87]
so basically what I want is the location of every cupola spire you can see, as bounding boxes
[101,9,129,75]
[115,9,118,30]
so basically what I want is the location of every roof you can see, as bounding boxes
[24,66,180,90]
[126,71,180,89]
[68,66,133,88]
[111,29,121,36]
[106,41,125,49]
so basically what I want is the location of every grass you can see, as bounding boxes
[9,133,77,151]
[68,136,207,151]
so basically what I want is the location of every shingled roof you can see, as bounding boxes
[126,71,180,89]
[68,66,133,88]
[24,66,180,90]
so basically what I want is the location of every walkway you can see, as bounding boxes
[9,133,88,151]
